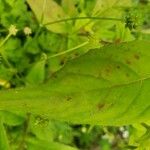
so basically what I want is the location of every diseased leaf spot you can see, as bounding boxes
[60,59,65,66]
[125,60,131,65]
[106,68,110,73]
[66,97,72,101]
[104,67,112,75]
[97,102,114,111]
[134,54,140,60]
[50,72,58,79]
[71,53,80,59]
[97,103,106,110]
[74,53,79,57]
[114,38,121,44]
[126,73,130,77]
[116,65,121,69]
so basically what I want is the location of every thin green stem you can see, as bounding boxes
[43,17,123,26]
[23,25,42,49]
[87,125,94,133]
[48,40,89,59]
[0,33,13,68]
[0,33,20,80]
[0,33,11,49]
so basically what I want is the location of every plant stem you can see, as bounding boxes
[0,33,11,49]
[0,33,13,68]
[43,17,123,26]
[0,33,21,82]
[48,41,89,58]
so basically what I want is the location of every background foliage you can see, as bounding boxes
[0,0,150,149]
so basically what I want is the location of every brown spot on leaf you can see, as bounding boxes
[74,53,79,57]
[134,54,140,60]
[66,97,72,101]
[97,102,114,111]
[102,67,112,76]
[97,103,106,110]
[100,40,112,45]
[126,73,130,77]
[50,73,58,79]
[116,65,121,69]
[72,53,80,59]
[60,59,66,66]
[105,67,112,74]
[23,103,28,108]
[126,60,131,65]
[106,68,110,73]
[114,38,121,44]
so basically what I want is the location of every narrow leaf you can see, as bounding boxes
[27,137,78,150]
[0,119,10,150]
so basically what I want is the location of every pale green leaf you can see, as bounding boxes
[27,0,67,33]
[0,41,150,126]
[92,0,132,15]
[61,0,77,17]
[114,22,135,42]
[91,0,132,34]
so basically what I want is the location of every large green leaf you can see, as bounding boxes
[0,41,150,125]
[27,0,68,33]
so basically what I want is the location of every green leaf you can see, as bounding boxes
[129,123,150,150]
[0,0,33,29]
[91,0,133,41]
[29,116,55,141]
[113,22,135,42]
[61,0,77,17]
[27,137,78,150]
[2,38,22,63]
[25,37,40,54]
[29,117,73,144]
[38,31,67,53]
[0,119,10,150]
[27,0,67,33]
[92,0,132,15]
[0,111,24,126]
[0,40,150,126]
[26,54,46,85]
